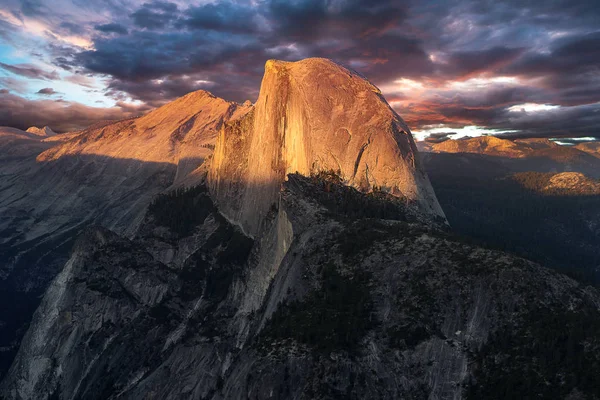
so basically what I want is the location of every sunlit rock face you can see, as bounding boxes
[537,171,600,195]
[39,91,251,183]
[25,126,56,137]
[422,135,600,179]
[429,136,532,158]
[210,58,445,235]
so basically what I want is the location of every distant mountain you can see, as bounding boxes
[419,136,600,178]
[512,171,600,195]
[576,141,600,158]
[25,126,56,137]
[427,135,539,157]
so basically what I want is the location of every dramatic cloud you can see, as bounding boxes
[424,132,456,143]
[95,23,129,35]
[130,1,179,29]
[0,0,598,138]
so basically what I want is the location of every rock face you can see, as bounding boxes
[544,171,600,193]
[1,174,599,400]
[209,58,444,235]
[0,91,249,378]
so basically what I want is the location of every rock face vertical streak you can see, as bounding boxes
[240,60,293,235]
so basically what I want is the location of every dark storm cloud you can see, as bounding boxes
[76,29,258,83]
[106,75,216,107]
[95,23,129,35]
[0,62,59,80]
[506,32,600,78]
[266,0,408,40]
[502,32,600,106]
[36,87,57,95]
[441,47,525,79]
[59,21,85,36]
[424,132,455,143]
[130,1,179,29]
[182,2,260,34]
[332,34,435,82]
[493,103,600,138]
[73,0,425,104]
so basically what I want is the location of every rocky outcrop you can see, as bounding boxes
[2,174,599,400]
[25,126,56,137]
[38,90,251,185]
[512,171,600,195]
[209,58,444,235]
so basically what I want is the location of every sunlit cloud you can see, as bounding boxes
[507,103,560,113]
[0,9,93,49]
[412,124,516,141]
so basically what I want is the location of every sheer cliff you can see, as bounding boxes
[209,58,445,236]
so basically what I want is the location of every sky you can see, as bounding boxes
[0,0,599,141]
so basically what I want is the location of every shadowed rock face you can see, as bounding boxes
[2,174,599,400]
[209,58,445,235]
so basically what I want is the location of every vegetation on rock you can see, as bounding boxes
[262,263,373,352]
[148,185,215,237]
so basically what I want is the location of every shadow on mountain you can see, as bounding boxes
[2,165,600,400]
[1,150,600,383]
[422,152,600,286]
[0,154,203,379]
